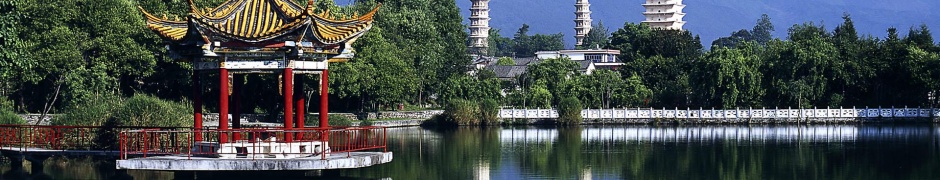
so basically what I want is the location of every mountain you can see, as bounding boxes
[451,0,940,49]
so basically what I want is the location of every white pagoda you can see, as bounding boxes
[469,0,491,54]
[642,0,686,30]
[574,0,592,46]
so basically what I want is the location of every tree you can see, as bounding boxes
[525,57,580,104]
[496,57,515,65]
[0,0,37,112]
[692,46,764,108]
[712,14,774,49]
[609,22,703,61]
[580,21,610,49]
[512,24,564,57]
[712,29,751,49]
[622,55,690,107]
[750,14,775,45]
[487,28,513,57]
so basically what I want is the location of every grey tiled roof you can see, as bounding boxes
[486,65,528,79]
[513,57,540,66]
[577,60,593,70]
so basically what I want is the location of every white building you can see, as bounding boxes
[642,0,686,30]
[535,49,623,75]
[469,0,491,54]
[574,0,592,46]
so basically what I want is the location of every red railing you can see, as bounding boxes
[0,125,187,152]
[119,126,387,160]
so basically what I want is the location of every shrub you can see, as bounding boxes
[442,99,480,126]
[113,94,192,127]
[479,99,499,125]
[359,118,375,126]
[0,110,24,125]
[54,94,191,127]
[557,97,583,125]
[328,114,354,127]
[53,94,191,150]
[53,95,125,126]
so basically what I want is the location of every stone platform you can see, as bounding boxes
[115,152,393,171]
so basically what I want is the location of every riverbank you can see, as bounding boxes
[19,108,940,127]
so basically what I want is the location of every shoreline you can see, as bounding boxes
[352,117,940,128]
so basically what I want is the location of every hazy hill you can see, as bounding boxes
[448,0,940,49]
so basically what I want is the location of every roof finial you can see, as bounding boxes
[305,0,316,16]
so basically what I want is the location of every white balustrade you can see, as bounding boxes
[497,108,940,119]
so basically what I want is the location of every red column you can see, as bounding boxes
[320,70,329,145]
[295,75,305,140]
[193,70,203,141]
[320,71,329,127]
[232,74,243,141]
[219,67,229,143]
[283,68,294,142]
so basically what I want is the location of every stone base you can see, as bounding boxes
[116,152,392,171]
[191,140,329,159]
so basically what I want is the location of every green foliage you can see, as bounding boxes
[623,55,691,107]
[512,24,565,57]
[580,21,610,49]
[442,99,481,126]
[333,0,470,111]
[438,70,502,103]
[496,57,516,66]
[488,28,514,57]
[575,70,652,108]
[328,114,355,127]
[52,95,124,126]
[526,82,554,108]
[0,109,24,125]
[524,57,580,104]
[692,46,764,108]
[53,94,190,127]
[113,94,191,127]
[359,118,375,126]
[479,99,499,125]
[557,97,582,125]
[609,22,703,62]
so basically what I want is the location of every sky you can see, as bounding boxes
[335,0,940,49]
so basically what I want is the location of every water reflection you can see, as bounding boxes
[348,124,940,180]
[2,124,938,179]
[501,125,859,143]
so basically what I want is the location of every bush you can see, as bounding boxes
[113,94,192,127]
[0,110,24,125]
[359,118,375,126]
[442,99,480,126]
[52,94,191,150]
[328,114,355,127]
[53,95,125,126]
[479,99,499,125]
[53,94,192,127]
[557,97,583,125]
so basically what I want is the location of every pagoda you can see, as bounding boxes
[140,0,380,146]
[468,0,490,55]
[642,0,686,30]
[574,0,592,46]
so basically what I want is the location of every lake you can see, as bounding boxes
[3,124,939,179]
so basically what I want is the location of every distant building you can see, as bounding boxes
[469,0,491,55]
[642,0,686,30]
[535,49,623,74]
[574,0,592,46]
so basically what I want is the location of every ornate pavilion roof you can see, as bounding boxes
[139,0,379,60]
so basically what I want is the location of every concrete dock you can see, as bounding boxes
[115,152,393,171]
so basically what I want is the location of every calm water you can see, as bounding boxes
[3,124,940,179]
